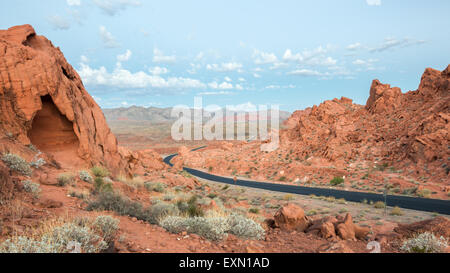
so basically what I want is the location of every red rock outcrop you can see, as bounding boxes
[0,25,155,175]
[273,204,311,232]
[180,65,449,196]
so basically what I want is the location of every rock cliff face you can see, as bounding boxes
[0,25,140,174]
[284,65,450,178]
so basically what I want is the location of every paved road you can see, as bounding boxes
[164,151,450,215]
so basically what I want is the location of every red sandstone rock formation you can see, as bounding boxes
[273,203,311,232]
[0,25,162,175]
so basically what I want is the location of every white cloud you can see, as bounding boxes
[206,62,243,72]
[47,15,70,30]
[253,73,261,78]
[287,69,322,77]
[369,37,426,52]
[224,76,232,82]
[80,55,89,63]
[346,42,363,51]
[149,66,169,75]
[93,0,141,16]
[117,49,132,62]
[77,63,206,90]
[238,77,246,82]
[197,91,233,96]
[195,52,204,61]
[153,48,176,63]
[352,59,366,65]
[208,81,233,90]
[99,26,119,48]
[67,0,81,6]
[366,0,381,6]
[282,46,335,66]
[227,102,257,112]
[252,49,278,64]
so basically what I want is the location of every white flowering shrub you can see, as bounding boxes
[30,158,46,169]
[400,232,448,253]
[0,221,109,253]
[161,216,229,241]
[94,215,119,243]
[22,180,41,198]
[226,213,265,240]
[1,153,32,176]
[79,170,93,183]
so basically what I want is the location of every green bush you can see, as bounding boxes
[1,153,32,176]
[400,232,448,253]
[91,166,109,178]
[87,192,145,220]
[94,177,113,194]
[330,176,344,186]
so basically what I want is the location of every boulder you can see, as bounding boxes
[336,213,370,241]
[273,203,311,232]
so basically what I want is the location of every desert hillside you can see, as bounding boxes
[177,66,450,200]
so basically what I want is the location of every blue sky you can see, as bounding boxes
[1,0,449,111]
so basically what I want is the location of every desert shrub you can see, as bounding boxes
[373,201,385,209]
[79,171,93,183]
[22,180,41,198]
[143,202,179,224]
[30,158,46,169]
[94,177,113,194]
[400,232,448,253]
[279,176,287,182]
[43,222,107,253]
[0,221,108,253]
[121,177,144,189]
[91,166,109,178]
[226,213,265,240]
[390,206,403,216]
[417,188,432,198]
[249,207,260,214]
[1,153,32,176]
[94,215,119,243]
[161,216,229,241]
[283,194,294,201]
[0,236,55,253]
[58,173,75,187]
[176,196,205,218]
[87,192,145,220]
[144,182,167,193]
[330,176,344,186]
[159,216,189,234]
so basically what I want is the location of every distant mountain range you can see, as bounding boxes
[103,106,291,124]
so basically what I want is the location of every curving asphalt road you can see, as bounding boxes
[164,150,450,215]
